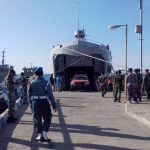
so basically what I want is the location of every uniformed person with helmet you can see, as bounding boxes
[113,70,122,102]
[28,67,57,142]
[143,69,150,100]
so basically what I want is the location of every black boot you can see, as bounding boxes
[11,116,18,120]
[6,116,16,123]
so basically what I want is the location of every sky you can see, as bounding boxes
[0,0,150,74]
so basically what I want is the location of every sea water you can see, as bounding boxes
[16,74,50,81]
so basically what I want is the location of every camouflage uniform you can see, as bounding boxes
[5,74,17,118]
[20,75,28,103]
[98,74,107,97]
[126,70,138,102]
[113,74,122,102]
[143,72,150,99]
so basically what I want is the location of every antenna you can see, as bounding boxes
[1,48,6,65]
[29,62,34,68]
[78,2,79,30]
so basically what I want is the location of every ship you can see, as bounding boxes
[0,50,14,83]
[22,66,35,78]
[49,29,113,90]
[0,50,14,114]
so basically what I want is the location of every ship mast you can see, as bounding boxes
[1,48,6,65]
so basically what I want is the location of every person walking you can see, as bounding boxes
[5,70,20,123]
[126,68,138,103]
[28,67,57,142]
[113,70,122,102]
[98,72,107,97]
[143,69,150,100]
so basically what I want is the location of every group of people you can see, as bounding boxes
[5,67,57,142]
[97,68,150,103]
[50,74,62,92]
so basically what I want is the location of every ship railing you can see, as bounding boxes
[55,39,110,51]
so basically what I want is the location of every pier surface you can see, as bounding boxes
[0,92,150,150]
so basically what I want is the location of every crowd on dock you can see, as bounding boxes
[97,68,150,103]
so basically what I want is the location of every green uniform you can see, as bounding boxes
[98,75,107,97]
[28,76,57,134]
[113,74,122,102]
[5,75,17,117]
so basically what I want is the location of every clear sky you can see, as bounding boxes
[0,0,150,73]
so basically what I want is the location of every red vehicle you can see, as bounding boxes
[70,74,90,92]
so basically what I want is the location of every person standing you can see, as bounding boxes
[55,74,61,92]
[50,74,54,91]
[28,67,57,142]
[113,70,122,102]
[134,69,142,102]
[126,68,138,103]
[20,72,28,104]
[107,75,113,91]
[98,72,107,97]
[5,70,20,123]
[143,69,150,100]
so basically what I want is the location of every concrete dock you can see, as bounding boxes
[0,92,150,150]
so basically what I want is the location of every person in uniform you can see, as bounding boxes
[28,67,57,142]
[143,69,150,100]
[98,72,107,97]
[126,68,138,103]
[134,69,142,102]
[20,72,28,104]
[113,71,118,99]
[5,70,20,123]
[113,70,122,102]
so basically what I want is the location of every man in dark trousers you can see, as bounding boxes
[143,69,150,100]
[28,67,57,142]
[50,74,54,91]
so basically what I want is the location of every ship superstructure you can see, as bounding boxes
[0,50,14,83]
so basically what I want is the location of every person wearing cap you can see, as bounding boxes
[28,67,57,142]
[20,72,28,104]
[126,68,138,103]
[5,70,20,123]
[143,69,150,99]
[98,72,107,97]
[113,70,122,102]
